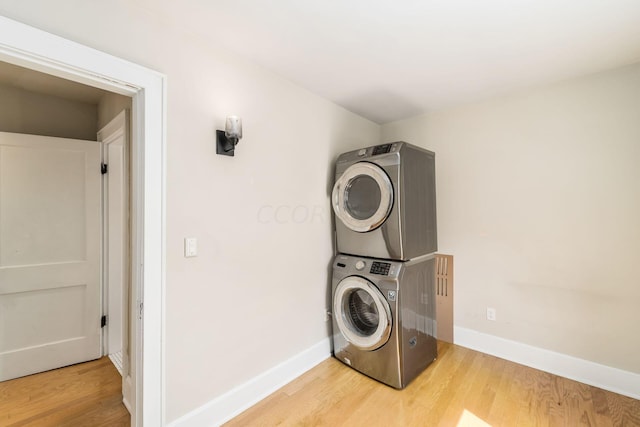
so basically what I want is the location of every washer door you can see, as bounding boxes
[332,162,393,232]
[333,276,392,351]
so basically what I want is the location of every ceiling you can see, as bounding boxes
[0,61,107,104]
[135,0,640,123]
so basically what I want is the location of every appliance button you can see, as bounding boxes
[357,148,366,156]
[355,260,366,270]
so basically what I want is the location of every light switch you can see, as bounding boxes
[184,237,197,257]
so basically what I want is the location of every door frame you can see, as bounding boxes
[99,110,131,407]
[0,15,166,427]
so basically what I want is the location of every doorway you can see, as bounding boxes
[0,61,132,413]
[0,15,166,427]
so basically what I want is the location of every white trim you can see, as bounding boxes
[454,326,640,400]
[123,375,134,413]
[100,110,129,358]
[109,351,124,376]
[99,110,132,410]
[0,15,166,426]
[168,338,332,427]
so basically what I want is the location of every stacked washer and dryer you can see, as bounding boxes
[330,141,438,389]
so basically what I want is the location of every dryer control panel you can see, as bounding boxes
[335,142,401,165]
[372,143,393,156]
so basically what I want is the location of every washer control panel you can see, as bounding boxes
[334,255,399,277]
[370,261,391,275]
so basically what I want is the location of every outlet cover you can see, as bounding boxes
[184,237,197,257]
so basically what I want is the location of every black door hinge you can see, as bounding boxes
[101,315,107,328]
[101,163,108,174]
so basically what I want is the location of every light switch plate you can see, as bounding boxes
[184,237,197,257]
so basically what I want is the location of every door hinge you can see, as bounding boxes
[138,301,144,320]
[101,315,108,328]
[101,163,108,174]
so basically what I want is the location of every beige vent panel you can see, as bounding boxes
[435,254,454,343]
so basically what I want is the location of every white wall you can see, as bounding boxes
[382,63,640,374]
[0,82,97,140]
[0,2,379,422]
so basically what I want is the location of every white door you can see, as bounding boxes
[0,131,102,382]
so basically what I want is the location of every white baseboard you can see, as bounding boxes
[454,326,640,400]
[168,329,639,427]
[122,375,133,414]
[168,338,332,427]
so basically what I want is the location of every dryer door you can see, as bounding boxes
[332,162,393,232]
[333,276,392,351]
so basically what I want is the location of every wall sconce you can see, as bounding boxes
[216,116,243,156]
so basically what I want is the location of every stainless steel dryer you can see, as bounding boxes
[332,142,437,261]
[331,254,437,389]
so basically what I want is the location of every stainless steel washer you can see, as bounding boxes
[332,141,437,261]
[331,254,437,389]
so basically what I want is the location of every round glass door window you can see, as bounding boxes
[333,276,392,351]
[332,162,393,232]
[345,175,381,220]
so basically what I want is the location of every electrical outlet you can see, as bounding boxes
[487,307,496,321]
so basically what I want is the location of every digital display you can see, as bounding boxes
[372,144,392,155]
[370,262,391,275]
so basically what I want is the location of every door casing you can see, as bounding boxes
[99,110,132,413]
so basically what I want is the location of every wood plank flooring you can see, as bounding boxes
[0,357,130,427]
[225,342,640,427]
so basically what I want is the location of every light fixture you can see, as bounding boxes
[216,116,243,156]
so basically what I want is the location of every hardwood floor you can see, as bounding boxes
[225,342,640,427]
[0,357,130,427]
